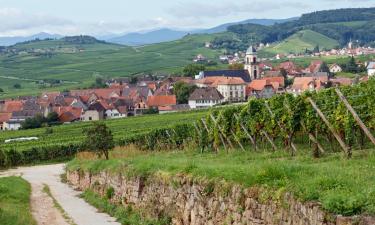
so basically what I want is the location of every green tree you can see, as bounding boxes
[313,45,320,53]
[21,114,45,129]
[319,62,332,78]
[345,56,358,73]
[173,82,197,104]
[46,112,59,124]
[228,63,244,70]
[13,83,22,89]
[183,64,205,77]
[0,148,6,168]
[0,88,3,93]
[84,122,114,160]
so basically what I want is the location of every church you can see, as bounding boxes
[195,45,260,83]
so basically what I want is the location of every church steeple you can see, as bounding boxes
[244,45,260,80]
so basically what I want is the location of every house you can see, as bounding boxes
[307,60,323,73]
[188,87,224,109]
[0,113,12,130]
[2,118,23,131]
[367,62,375,77]
[81,102,106,121]
[290,76,328,95]
[216,77,246,102]
[54,106,83,123]
[330,78,353,87]
[329,64,343,73]
[147,95,177,109]
[1,100,23,113]
[193,54,207,63]
[247,77,285,99]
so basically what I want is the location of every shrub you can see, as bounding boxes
[106,187,115,199]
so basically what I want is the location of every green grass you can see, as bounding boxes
[0,110,207,152]
[260,30,339,55]
[0,33,225,99]
[0,177,36,225]
[81,190,171,225]
[68,148,375,216]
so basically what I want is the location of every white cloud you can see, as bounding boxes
[167,1,309,19]
[0,8,74,36]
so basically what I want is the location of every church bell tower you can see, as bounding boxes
[244,45,260,80]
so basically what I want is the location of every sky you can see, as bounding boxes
[0,0,374,37]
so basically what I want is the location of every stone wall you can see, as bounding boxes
[67,170,374,225]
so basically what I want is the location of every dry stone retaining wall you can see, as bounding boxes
[67,170,374,225]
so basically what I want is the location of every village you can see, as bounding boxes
[0,43,374,131]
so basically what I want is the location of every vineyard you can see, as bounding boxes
[129,79,375,159]
[0,111,206,168]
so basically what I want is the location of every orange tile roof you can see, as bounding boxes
[292,77,325,92]
[147,95,177,107]
[3,101,23,113]
[0,113,12,123]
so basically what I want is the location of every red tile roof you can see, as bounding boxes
[147,95,177,107]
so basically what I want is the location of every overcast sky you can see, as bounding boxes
[0,0,373,36]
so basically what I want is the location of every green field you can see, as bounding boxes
[0,34,225,99]
[0,177,36,225]
[260,30,339,55]
[68,148,375,216]
[0,110,207,152]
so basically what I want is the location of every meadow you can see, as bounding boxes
[0,176,35,225]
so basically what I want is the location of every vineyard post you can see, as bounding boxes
[202,118,225,152]
[234,113,257,151]
[265,101,298,154]
[261,130,277,151]
[308,97,350,157]
[301,122,325,154]
[335,88,375,146]
[210,114,235,150]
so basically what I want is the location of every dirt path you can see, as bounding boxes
[0,164,120,225]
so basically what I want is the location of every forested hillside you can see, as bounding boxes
[214,8,375,53]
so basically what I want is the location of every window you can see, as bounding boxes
[89,117,92,121]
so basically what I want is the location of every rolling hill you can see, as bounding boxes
[259,30,339,55]
[0,34,225,98]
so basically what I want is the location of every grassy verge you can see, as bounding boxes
[42,185,76,225]
[0,177,36,225]
[81,190,171,225]
[68,147,375,216]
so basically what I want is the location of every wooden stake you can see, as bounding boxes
[210,114,235,149]
[261,130,277,151]
[301,122,325,154]
[234,114,257,150]
[308,97,350,155]
[335,88,375,146]
[230,129,245,151]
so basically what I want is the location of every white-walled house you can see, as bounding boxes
[216,77,246,102]
[329,64,343,73]
[367,62,375,77]
[3,119,23,131]
[188,87,224,109]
